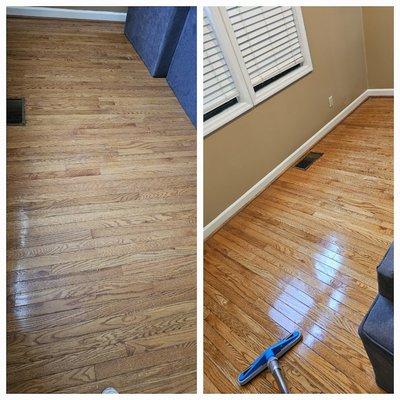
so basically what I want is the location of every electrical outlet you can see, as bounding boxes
[328,96,334,108]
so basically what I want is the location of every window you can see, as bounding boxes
[203,6,313,136]
[203,13,239,121]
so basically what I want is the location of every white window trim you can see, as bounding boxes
[204,6,313,137]
[203,7,253,137]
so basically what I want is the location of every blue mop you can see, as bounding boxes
[237,330,302,393]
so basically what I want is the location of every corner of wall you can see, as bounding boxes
[360,7,370,89]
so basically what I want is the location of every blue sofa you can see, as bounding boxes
[358,243,393,392]
[125,7,196,126]
[166,7,197,126]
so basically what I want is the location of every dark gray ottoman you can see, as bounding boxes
[358,243,394,393]
[377,244,394,302]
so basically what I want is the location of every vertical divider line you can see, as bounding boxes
[196,4,204,395]
[393,2,399,395]
[0,4,6,395]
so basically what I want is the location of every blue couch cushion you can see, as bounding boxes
[124,7,189,77]
[166,7,197,126]
[377,243,393,302]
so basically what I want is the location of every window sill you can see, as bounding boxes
[203,64,313,138]
[254,64,313,105]
[203,101,252,137]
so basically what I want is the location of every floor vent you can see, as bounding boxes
[295,152,323,170]
[7,98,25,125]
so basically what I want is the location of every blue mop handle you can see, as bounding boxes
[237,330,302,386]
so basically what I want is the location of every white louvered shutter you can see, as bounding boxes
[226,6,304,88]
[203,13,239,115]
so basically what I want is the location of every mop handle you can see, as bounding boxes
[267,357,289,393]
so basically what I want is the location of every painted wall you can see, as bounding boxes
[204,7,370,225]
[362,7,394,88]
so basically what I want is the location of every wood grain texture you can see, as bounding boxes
[204,97,393,393]
[7,17,196,394]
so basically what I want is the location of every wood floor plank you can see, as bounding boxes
[205,282,362,393]
[8,285,195,336]
[56,355,196,394]
[205,252,368,362]
[7,17,196,393]
[8,307,195,382]
[204,97,393,393]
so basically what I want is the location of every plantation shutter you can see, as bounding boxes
[203,13,239,115]
[226,6,304,88]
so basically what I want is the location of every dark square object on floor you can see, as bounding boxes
[295,152,323,170]
[7,98,25,125]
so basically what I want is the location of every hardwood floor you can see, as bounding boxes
[204,97,393,393]
[7,17,196,393]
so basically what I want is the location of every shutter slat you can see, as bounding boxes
[235,17,295,44]
[205,88,239,112]
[248,48,303,77]
[227,7,282,23]
[245,41,302,72]
[227,6,305,87]
[204,71,234,91]
[203,13,239,115]
[204,80,237,98]
[240,26,298,58]
[230,8,293,31]
[250,54,304,86]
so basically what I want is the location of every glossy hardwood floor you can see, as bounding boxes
[204,97,393,393]
[7,17,196,393]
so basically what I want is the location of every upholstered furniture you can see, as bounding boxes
[359,243,394,393]
[166,7,197,126]
[124,7,196,126]
[124,7,189,77]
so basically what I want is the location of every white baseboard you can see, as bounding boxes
[365,88,394,97]
[7,7,127,22]
[204,88,393,240]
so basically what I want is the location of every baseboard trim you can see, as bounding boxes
[204,88,393,240]
[6,7,127,22]
[365,88,394,97]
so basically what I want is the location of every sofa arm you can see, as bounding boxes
[124,7,189,77]
[166,7,197,126]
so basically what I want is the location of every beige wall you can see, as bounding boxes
[362,7,394,88]
[204,7,370,225]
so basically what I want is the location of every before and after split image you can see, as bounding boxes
[5,3,394,396]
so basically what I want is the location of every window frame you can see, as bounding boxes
[204,6,313,137]
[203,7,253,137]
